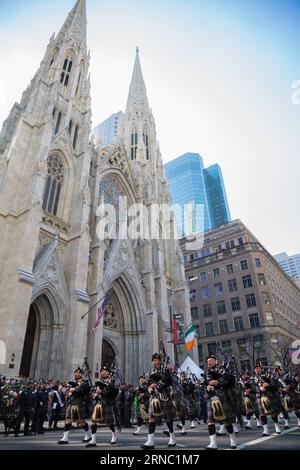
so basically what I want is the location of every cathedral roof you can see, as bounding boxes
[56,0,87,47]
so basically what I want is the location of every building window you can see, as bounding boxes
[213,268,220,279]
[249,313,260,328]
[60,56,73,87]
[262,292,271,305]
[191,307,198,320]
[191,252,199,261]
[73,124,79,150]
[200,272,207,282]
[240,359,251,372]
[231,297,241,312]
[265,312,274,324]
[253,334,264,350]
[255,258,262,268]
[230,240,235,248]
[217,301,226,315]
[201,286,210,299]
[270,334,278,345]
[215,282,223,296]
[242,274,253,289]
[188,274,197,284]
[221,340,232,353]
[228,279,238,293]
[42,153,64,217]
[237,337,246,350]
[238,237,244,246]
[130,131,138,160]
[201,248,210,257]
[68,119,73,136]
[143,131,150,160]
[219,319,229,334]
[207,342,217,355]
[234,316,244,331]
[227,264,233,274]
[203,304,212,318]
[55,111,62,135]
[189,290,196,303]
[205,322,214,337]
[240,260,248,270]
[198,344,203,359]
[246,293,256,308]
[258,273,267,286]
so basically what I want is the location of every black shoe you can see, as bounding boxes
[205,446,218,451]
[141,445,155,450]
[181,431,187,436]
[216,432,226,436]
[82,437,92,443]
[24,432,32,436]
[262,433,270,437]
[86,443,97,448]
[245,426,252,430]
[176,424,183,430]
[58,441,69,445]
[284,426,290,430]
[163,430,170,436]
[230,446,237,450]
[168,443,177,448]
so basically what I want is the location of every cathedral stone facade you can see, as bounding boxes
[0,0,194,383]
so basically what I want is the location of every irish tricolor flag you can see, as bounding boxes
[185,324,196,352]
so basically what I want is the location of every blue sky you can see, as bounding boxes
[0,0,300,256]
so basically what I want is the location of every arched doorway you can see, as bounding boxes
[101,340,116,369]
[20,295,57,379]
[20,305,39,377]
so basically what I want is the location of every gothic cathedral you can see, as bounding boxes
[0,0,194,383]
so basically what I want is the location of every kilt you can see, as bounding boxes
[148,395,174,422]
[136,402,149,422]
[65,398,89,423]
[91,400,115,426]
[171,395,186,419]
[242,396,257,416]
[206,392,236,425]
[290,390,300,410]
[255,392,281,416]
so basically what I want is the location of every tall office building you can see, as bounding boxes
[93,111,124,147]
[164,153,212,237]
[274,252,300,286]
[164,153,231,237]
[204,164,231,229]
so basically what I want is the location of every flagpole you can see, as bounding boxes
[81,282,116,320]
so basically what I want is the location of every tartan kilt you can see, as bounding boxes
[289,391,300,411]
[256,392,281,416]
[207,394,236,425]
[186,398,198,419]
[65,398,89,423]
[148,396,174,422]
[241,396,257,416]
[136,402,149,422]
[171,396,186,419]
[91,401,114,426]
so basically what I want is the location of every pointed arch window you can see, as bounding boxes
[42,153,65,217]
[60,55,73,88]
[143,130,150,160]
[68,119,73,137]
[55,111,62,135]
[130,130,138,160]
[73,124,79,150]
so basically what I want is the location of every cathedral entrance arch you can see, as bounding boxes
[20,294,63,379]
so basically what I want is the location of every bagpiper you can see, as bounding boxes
[238,371,260,430]
[133,375,149,435]
[86,366,119,448]
[58,368,91,445]
[177,372,198,430]
[141,353,176,449]
[250,362,281,436]
[203,354,237,450]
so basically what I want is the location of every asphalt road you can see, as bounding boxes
[0,417,299,451]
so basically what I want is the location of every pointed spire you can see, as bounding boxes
[125,48,150,115]
[56,0,87,47]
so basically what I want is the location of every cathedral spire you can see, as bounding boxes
[125,48,150,116]
[56,0,87,47]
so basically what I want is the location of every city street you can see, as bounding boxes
[0,418,299,451]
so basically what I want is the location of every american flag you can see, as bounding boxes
[88,294,110,335]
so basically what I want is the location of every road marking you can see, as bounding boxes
[228,427,299,450]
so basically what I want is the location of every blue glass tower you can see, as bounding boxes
[164,154,231,237]
[164,153,212,237]
[204,164,231,230]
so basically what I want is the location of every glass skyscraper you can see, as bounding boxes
[204,164,231,230]
[274,252,300,285]
[164,153,231,237]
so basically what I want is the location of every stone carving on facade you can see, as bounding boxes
[103,301,118,330]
